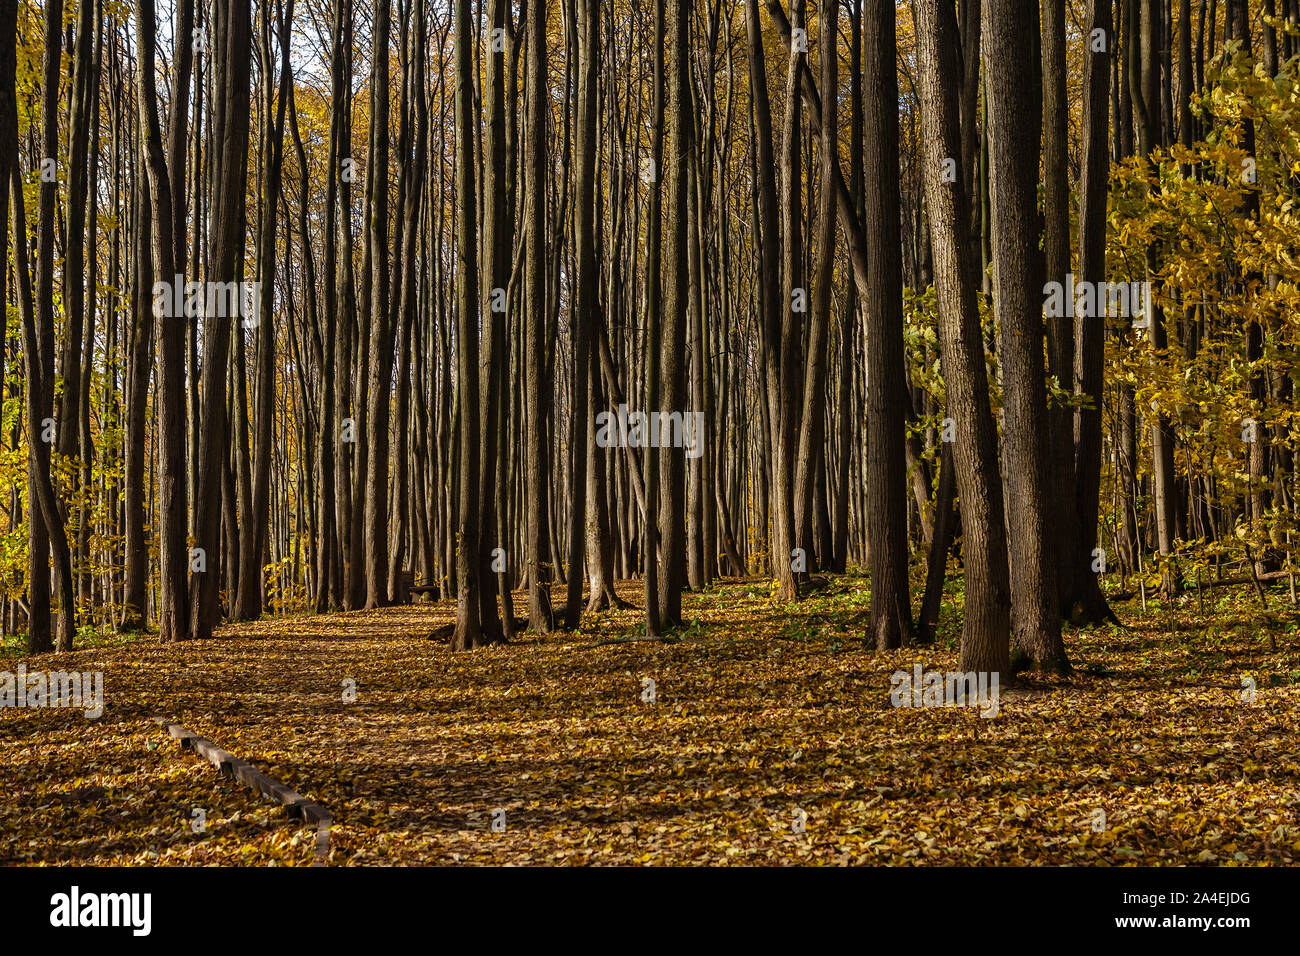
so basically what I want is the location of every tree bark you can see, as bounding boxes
[913,0,1012,677]
[863,0,914,648]
[984,0,1068,673]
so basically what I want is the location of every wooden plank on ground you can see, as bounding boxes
[151,717,333,863]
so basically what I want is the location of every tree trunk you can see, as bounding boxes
[863,0,913,648]
[190,0,251,638]
[1072,0,1120,625]
[985,0,1068,673]
[525,0,555,632]
[913,0,1012,677]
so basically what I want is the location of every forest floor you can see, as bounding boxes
[3,573,1299,865]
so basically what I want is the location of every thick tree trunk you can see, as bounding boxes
[863,0,913,648]
[1041,0,1084,620]
[985,0,1068,673]
[190,0,251,638]
[913,0,1012,678]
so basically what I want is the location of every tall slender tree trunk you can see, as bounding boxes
[451,0,485,649]
[657,0,692,628]
[1073,0,1120,625]
[58,0,99,594]
[237,0,292,620]
[863,0,913,648]
[1041,0,1084,620]
[525,0,555,632]
[122,170,153,632]
[913,0,1012,677]
[2,0,71,652]
[1132,0,1177,596]
[745,0,791,601]
[984,0,1068,673]
[793,0,837,577]
[479,0,510,639]
[362,0,393,609]
[190,0,251,638]
[563,0,601,628]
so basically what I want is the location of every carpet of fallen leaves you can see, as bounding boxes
[3,573,1299,865]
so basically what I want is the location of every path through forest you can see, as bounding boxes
[4,579,1298,865]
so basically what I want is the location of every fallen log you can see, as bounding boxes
[153,718,333,862]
